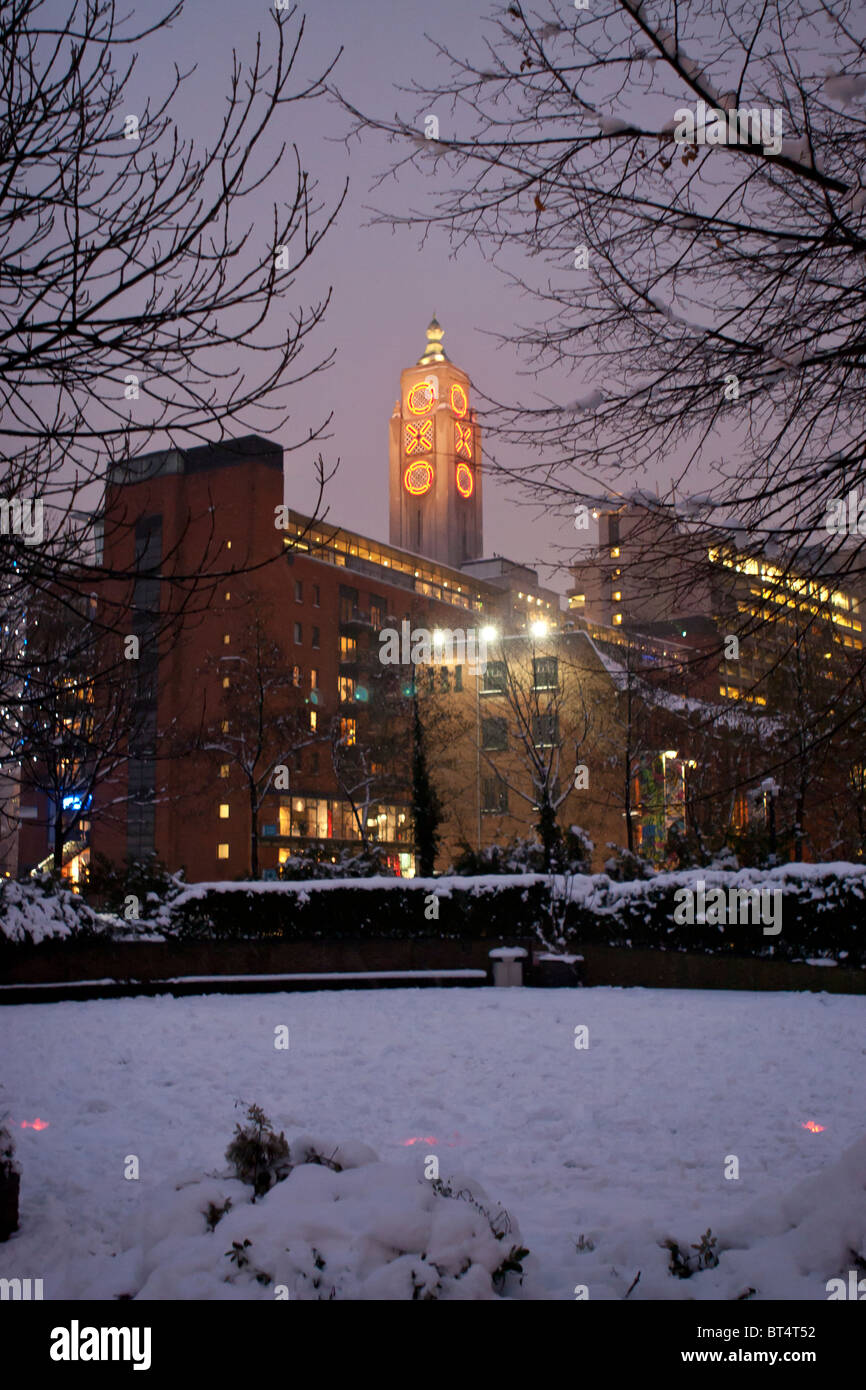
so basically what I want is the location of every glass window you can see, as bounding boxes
[481,778,508,813]
[532,713,558,748]
[482,716,508,751]
[533,656,558,690]
[295,580,303,602]
[481,660,507,694]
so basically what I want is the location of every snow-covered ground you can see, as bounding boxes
[1,986,864,1299]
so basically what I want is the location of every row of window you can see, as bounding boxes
[482,714,559,750]
[481,656,559,694]
[294,581,321,606]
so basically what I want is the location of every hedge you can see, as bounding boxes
[166,877,550,942]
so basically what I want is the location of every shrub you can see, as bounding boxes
[0,876,107,947]
[167,877,548,941]
[603,845,656,881]
[81,853,184,927]
[278,845,396,880]
[225,1104,290,1199]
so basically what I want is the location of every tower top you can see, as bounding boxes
[417,314,449,365]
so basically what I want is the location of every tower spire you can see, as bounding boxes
[417,314,449,365]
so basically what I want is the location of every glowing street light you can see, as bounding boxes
[530,619,548,638]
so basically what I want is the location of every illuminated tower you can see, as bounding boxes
[389,317,483,567]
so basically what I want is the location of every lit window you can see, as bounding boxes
[224,591,231,601]
[455,422,472,459]
[310,668,319,690]
[610,547,620,558]
[226,541,232,550]
[456,463,474,498]
[613,613,622,626]
[222,677,230,689]
[404,420,433,454]
[310,710,317,731]
[219,764,230,778]
[404,460,434,496]
[612,590,622,601]
[221,719,229,733]
[223,633,230,645]
[407,380,435,414]
[219,804,229,819]
[217,844,229,859]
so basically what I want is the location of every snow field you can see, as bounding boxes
[0,986,863,1299]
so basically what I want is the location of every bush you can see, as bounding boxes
[0,875,108,947]
[167,877,549,941]
[450,828,593,876]
[560,864,866,966]
[81,853,184,927]
[603,845,656,881]
[226,1104,290,1199]
[278,845,396,880]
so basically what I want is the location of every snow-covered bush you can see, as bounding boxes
[451,827,593,875]
[603,845,656,881]
[166,876,547,940]
[278,845,396,880]
[81,853,184,933]
[114,1127,529,1300]
[0,876,108,946]
[225,1104,290,1198]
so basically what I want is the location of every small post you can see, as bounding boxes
[489,946,528,987]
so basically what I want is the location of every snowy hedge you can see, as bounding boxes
[161,865,866,964]
[0,877,111,947]
[557,862,866,966]
[165,876,550,941]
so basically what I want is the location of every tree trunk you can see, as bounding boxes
[53,808,64,875]
[249,783,259,879]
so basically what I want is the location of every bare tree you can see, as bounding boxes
[473,631,597,868]
[337,0,865,548]
[193,601,315,879]
[2,588,141,872]
[1,0,343,809]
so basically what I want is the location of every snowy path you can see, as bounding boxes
[1,986,863,1299]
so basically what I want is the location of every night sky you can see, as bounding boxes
[120,0,611,595]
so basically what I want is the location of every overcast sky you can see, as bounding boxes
[110,0,618,593]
